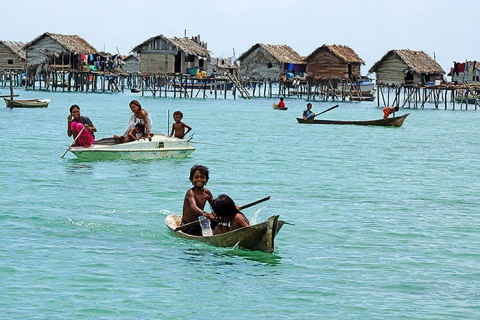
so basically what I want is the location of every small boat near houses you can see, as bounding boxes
[67,134,195,160]
[272,103,288,110]
[3,98,51,108]
[165,214,284,253]
[296,113,410,127]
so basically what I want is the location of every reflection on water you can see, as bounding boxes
[181,245,282,266]
[64,161,94,175]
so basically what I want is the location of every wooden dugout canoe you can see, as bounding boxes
[165,214,284,253]
[297,113,410,127]
[3,98,50,108]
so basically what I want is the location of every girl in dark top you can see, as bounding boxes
[212,194,250,234]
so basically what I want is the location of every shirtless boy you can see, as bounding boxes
[170,110,192,139]
[182,165,214,235]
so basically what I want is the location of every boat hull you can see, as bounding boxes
[296,113,410,127]
[68,134,195,160]
[165,214,284,253]
[3,98,50,108]
[272,103,288,110]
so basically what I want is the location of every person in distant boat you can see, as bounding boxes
[114,100,152,143]
[123,122,145,143]
[181,165,215,236]
[383,106,399,119]
[212,194,250,235]
[170,110,192,139]
[275,97,286,109]
[67,104,96,148]
[302,103,316,120]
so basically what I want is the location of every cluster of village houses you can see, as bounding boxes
[0,32,478,89]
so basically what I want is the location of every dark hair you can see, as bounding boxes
[212,194,237,219]
[69,104,80,113]
[135,122,145,133]
[394,106,399,111]
[173,110,183,118]
[189,165,209,182]
[130,100,142,109]
[307,103,312,107]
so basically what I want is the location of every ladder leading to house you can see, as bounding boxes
[227,74,250,99]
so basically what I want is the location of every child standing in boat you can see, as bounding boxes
[170,110,192,139]
[181,165,214,235]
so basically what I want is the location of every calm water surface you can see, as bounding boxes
[1,88,479,319]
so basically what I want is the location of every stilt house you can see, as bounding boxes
[236,44,305,80]
[368,49,445,86]
[449,60,480,84]
[122,54,140,73]
[23,32,97,75]
[305,44,365,83]
[131,34,211,75]
[0,41,26,70]
[207,57,237,76]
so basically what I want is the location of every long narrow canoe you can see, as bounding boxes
[297,113,410,127]
[165,214,284,253]
[3,98,51,108]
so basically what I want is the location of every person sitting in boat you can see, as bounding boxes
[169,110,192,139]
[302,103,316,120]
[67,104,96,148]
[181,165,215,236]
[211,194,250,235]
[275,97,286,109]
[123,122,145,143]
[114,100,152,143]
[383,106,399,119]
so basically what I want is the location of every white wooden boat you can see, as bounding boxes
[67,134,195,160]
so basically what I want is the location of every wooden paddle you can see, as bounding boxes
[313,104,339,118]
[61,126,85,158]
[174,196,271,232]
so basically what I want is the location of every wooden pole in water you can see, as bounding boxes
[9,72,14,100]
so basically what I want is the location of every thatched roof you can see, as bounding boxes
[237,44,304,64]
[369,49,445,74]
[1,40,26,59]
[24,32,96,54]
[169,37,210,58]
[306,44,365,64]
[131,34,210,59]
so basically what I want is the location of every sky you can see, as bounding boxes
[2,0,478,77]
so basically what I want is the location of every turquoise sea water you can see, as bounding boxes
[1,88,479,319]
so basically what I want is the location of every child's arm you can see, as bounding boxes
[127,128,138,141]
[183,122,192,135]
[169,124,174,137]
